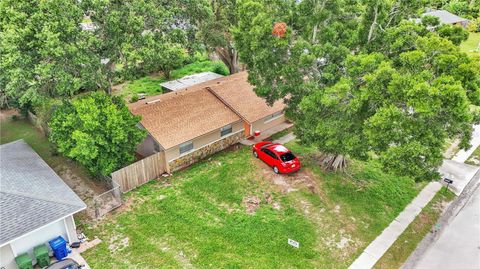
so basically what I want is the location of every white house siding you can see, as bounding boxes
[0,244,16,269]
[1,216,76,268]
[64,215,79,243]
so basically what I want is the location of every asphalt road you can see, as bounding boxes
[414,183,480,269]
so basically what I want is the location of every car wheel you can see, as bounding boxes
[273,166,279,174]
[253,150,258,158]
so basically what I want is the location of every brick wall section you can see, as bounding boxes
[168,131,244,172]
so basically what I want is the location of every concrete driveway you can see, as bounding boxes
[413,182,480,269]
[438,160,479,195]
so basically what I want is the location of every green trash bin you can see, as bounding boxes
[15,253,33,269]
[34,244,50,267]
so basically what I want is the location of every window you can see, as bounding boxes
[220,124,233,137]
[280,152,295,162]
[263,149,278,159]
[179,141,193,155]
[264,111,283,123]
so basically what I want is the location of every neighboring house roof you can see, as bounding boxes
[0,140,86,247]
[207,72,285,123]
[128,84,241,149]
[160,72,224,92]
[422,9,469,24]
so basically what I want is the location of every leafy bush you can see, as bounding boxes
[130,95,139,103]
[212,61,230,76]
[49,92,146,176]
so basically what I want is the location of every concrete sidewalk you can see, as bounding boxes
[349,124,480,269]
[452,125,480,163]
[413,182,480,269]
[348,182,443,269]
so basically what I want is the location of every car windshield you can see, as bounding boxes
[280,152,295,162]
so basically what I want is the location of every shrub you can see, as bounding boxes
[49,92,146,176]
[130,95,139,103]
[212,61,230,76]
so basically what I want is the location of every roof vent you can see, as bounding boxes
[146,99,162,105]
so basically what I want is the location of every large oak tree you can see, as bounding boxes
[234,0,480,180]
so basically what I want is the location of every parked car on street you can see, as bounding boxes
[252,142,301,174]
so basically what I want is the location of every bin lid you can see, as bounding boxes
[49,236,67,249]
[34,244,49,256]
[15,253,32,266]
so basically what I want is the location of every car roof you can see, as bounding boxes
[267,144,290,154]
[47,259,79,269]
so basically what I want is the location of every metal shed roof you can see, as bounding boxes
[160,71,224,92]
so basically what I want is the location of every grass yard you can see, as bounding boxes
[466,145,480,165]
[83,141,423,268]
[116,60,229,101]
[374,188,455,269]
[460,32,480,57]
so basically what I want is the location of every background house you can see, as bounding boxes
[421,9,469,27]
[128,71,287,172]
[0,140,86,269]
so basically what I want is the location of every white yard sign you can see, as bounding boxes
[288,238,300,248]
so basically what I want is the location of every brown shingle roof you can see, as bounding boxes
[128,86,240,149]
[207,72,285,123]
[128,71,285,149]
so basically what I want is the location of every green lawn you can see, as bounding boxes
[118,60,229,101]
[83,141,423,268]
[460,32,480,57]
[374,188,455,269]
[466,145,480,165]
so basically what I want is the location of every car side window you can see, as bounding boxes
[263,149,278,159]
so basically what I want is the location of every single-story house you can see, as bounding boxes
[0,140,86,269]
[207,72,285,137]
[160,71,224,92]
[418,9,469,28]
[129,71,286,171]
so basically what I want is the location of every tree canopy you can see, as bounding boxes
[234,0,480,180]
[0,0,100,108]
[49,92,146,176]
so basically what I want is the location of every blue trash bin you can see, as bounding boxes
[49,236,68,261]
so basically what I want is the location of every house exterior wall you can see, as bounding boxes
[0,244,16,269]
[251,113,286,135]
[136,133,160,157]
[64,215,79,243]
[165,120,244,162]
[168,128,244,172]
[1,216,74,268]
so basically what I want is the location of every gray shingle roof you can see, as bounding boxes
[422,9,469,24]
[0,140,86,246]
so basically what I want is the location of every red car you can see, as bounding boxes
[252,142,301,174]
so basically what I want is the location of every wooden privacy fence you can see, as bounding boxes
[111,152,169,192]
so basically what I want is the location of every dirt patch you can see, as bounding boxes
[108,234,129,253]
[243,196,261,214]
[0,109,19,121]
[256,159,327,199]
[55,165,107,199]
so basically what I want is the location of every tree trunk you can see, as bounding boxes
[317,153,348,172]
[215,46,240,74]
[105,60,116,95]
[367,5,379,43]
